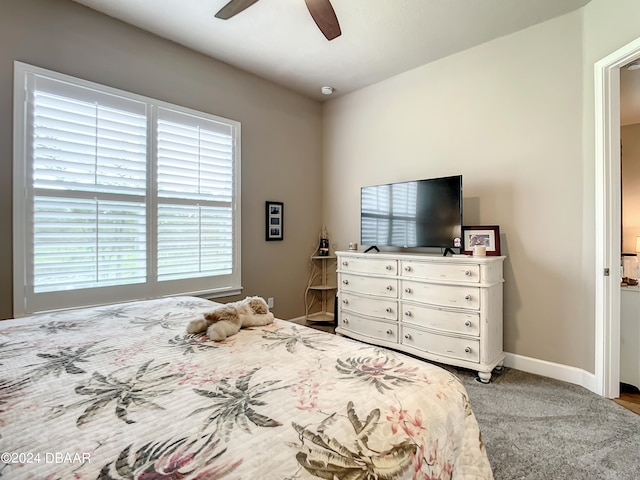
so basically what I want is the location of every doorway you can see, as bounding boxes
[595,36,640,398]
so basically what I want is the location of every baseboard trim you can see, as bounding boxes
[504,352,598,394]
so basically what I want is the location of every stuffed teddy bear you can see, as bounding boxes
[186,296,274,341]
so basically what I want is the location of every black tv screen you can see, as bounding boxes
[360,175,462,249]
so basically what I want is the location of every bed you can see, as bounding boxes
[0,296,493,479]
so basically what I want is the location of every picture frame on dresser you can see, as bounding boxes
[461,225,501,256]
[265,201,283,241]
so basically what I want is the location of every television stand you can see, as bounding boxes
[443,247,455,257]
[364,245,379,253]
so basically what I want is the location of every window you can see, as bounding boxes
[13,62,241,316]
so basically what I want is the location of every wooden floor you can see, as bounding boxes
[613,392,640,415]
[303,320,335,334]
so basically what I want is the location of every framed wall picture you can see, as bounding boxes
[461,225,501,256]
[265,201,284,241]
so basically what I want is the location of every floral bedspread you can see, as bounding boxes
[0,296,493,480]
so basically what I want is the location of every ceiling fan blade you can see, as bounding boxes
[215,0,260,20]
[304,0,341,41]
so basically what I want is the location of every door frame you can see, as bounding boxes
[594,36,640,398]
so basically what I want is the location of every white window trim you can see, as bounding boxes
[13,61,242,316]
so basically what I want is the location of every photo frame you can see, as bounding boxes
[265,201,283,241]
[461,225,501,256]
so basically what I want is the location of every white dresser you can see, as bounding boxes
[621,286,640,389]
[335,251,505,382]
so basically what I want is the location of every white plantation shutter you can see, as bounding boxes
[32,197,147,292]
[14,63,241,316]
[30,76,148,296]
[156,108,234,281]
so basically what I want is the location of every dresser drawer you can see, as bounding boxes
[400,260,479,283]
[401,326,480,363]
[339,312,398,343]
[401,302,480,336]
[340,292,398,321]
[340,273,398,298]
[339,256,397,276]
[401,280,480,310]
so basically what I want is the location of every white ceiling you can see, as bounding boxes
[71,0,591,101]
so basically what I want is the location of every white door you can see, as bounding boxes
[594,36,640,398]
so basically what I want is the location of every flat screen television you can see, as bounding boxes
[360,175,462,250]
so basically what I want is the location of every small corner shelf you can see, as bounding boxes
[305,255,337,323]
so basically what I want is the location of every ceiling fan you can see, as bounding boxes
[215,0,342,41]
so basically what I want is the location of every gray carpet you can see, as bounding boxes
[449,366,640,480]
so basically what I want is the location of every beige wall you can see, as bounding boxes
[0,0,323,320]
[323,13,589,370]
[622,124,640,254]
[324,0,640,374]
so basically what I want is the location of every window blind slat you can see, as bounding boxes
[33,196,146,293]
[33,89,147,197]
[157,109,234,203]
[157,203,233,281]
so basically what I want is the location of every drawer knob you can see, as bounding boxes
[342,299,349,305]
[386,285,393,291]
[342,261,348,266]
[404,266,412,272]
[404,287,412,294]
[464,294,472,301]
[404,311,412,317]
[464,270,471,276]
[404,333,412,340]
[385,307,392,313]
[464,347,472,354]
[464,320,472,327]
[343,318,349,324]
[386,264,392,270]
[386,329,393,335]
[343,279,349,285]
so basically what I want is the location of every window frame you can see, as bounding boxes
[13,61,242,317]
